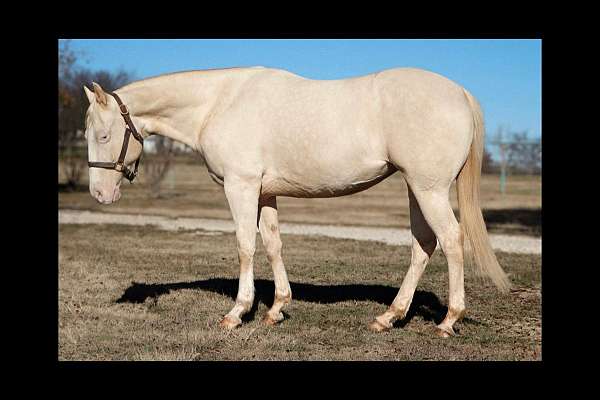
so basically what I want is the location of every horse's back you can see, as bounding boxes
[216,67,475,197]
[246,69,393,198]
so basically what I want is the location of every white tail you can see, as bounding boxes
[457,88,511,293]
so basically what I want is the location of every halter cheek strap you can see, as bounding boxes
[87,91,144,183]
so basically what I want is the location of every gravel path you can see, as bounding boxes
[59,209,541,255]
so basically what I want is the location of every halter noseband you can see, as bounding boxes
[87,91,144,183]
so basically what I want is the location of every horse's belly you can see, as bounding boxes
[260,160,397,198]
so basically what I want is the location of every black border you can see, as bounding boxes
[22,27,553,380]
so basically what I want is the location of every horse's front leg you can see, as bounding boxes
[219,174,261,329]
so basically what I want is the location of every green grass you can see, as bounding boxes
[59,223,541,361]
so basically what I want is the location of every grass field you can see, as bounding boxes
[58,223,541,361]
[59,160,542,237]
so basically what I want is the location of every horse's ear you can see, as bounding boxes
[83,85,95,104]
[91,82,108,106]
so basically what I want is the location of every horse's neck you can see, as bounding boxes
[115,69,259,150]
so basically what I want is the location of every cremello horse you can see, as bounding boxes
[83,66,510,337]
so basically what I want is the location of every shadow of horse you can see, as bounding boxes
[115,278,483,327]
[482,208,541,235]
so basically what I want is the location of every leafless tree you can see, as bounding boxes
[143,136,176,198]
[481,145,496,174]
[506,132,541,175]
[59,41,85,188]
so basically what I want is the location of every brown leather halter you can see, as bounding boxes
[87,91,144,183]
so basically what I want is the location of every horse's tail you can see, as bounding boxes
[457,88,511,293]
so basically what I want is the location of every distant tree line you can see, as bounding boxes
[504,131,541,175]
[58,40,177,196]
[482,130,541,175]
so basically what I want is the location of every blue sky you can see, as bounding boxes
[65,39,541,153]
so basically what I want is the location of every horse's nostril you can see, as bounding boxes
[95,190,103,201]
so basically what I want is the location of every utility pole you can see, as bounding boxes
[489,127,540,196]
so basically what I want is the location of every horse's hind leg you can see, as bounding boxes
[258,196,292,325]
[410,186,466,337]
[369,186,437,332]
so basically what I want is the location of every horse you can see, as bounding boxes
[82,66,510,338]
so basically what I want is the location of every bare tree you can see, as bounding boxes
[506,131,541,175]
[143,136,176,198]
[58,40,86,188]
[481,145,496,174]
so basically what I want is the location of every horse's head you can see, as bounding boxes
[83,82,143,204]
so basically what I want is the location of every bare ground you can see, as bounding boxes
[58,223,541,361]
[59,209,541,255]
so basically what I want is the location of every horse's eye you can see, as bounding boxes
[98,133,110,143]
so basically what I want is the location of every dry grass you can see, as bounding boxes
[59,223,541,361]
[59,160,541,236]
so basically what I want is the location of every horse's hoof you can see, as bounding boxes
[368,319,391,333]
[219,314,242,330]
[435,325,455,338]
[262,312,284,326]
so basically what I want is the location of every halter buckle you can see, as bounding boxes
[119,104,129,115]
[115,163,124,172]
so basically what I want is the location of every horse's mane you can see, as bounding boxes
[118,67,262,91]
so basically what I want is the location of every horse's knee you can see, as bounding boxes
[438,228,463,261]
[237,239,256,266]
